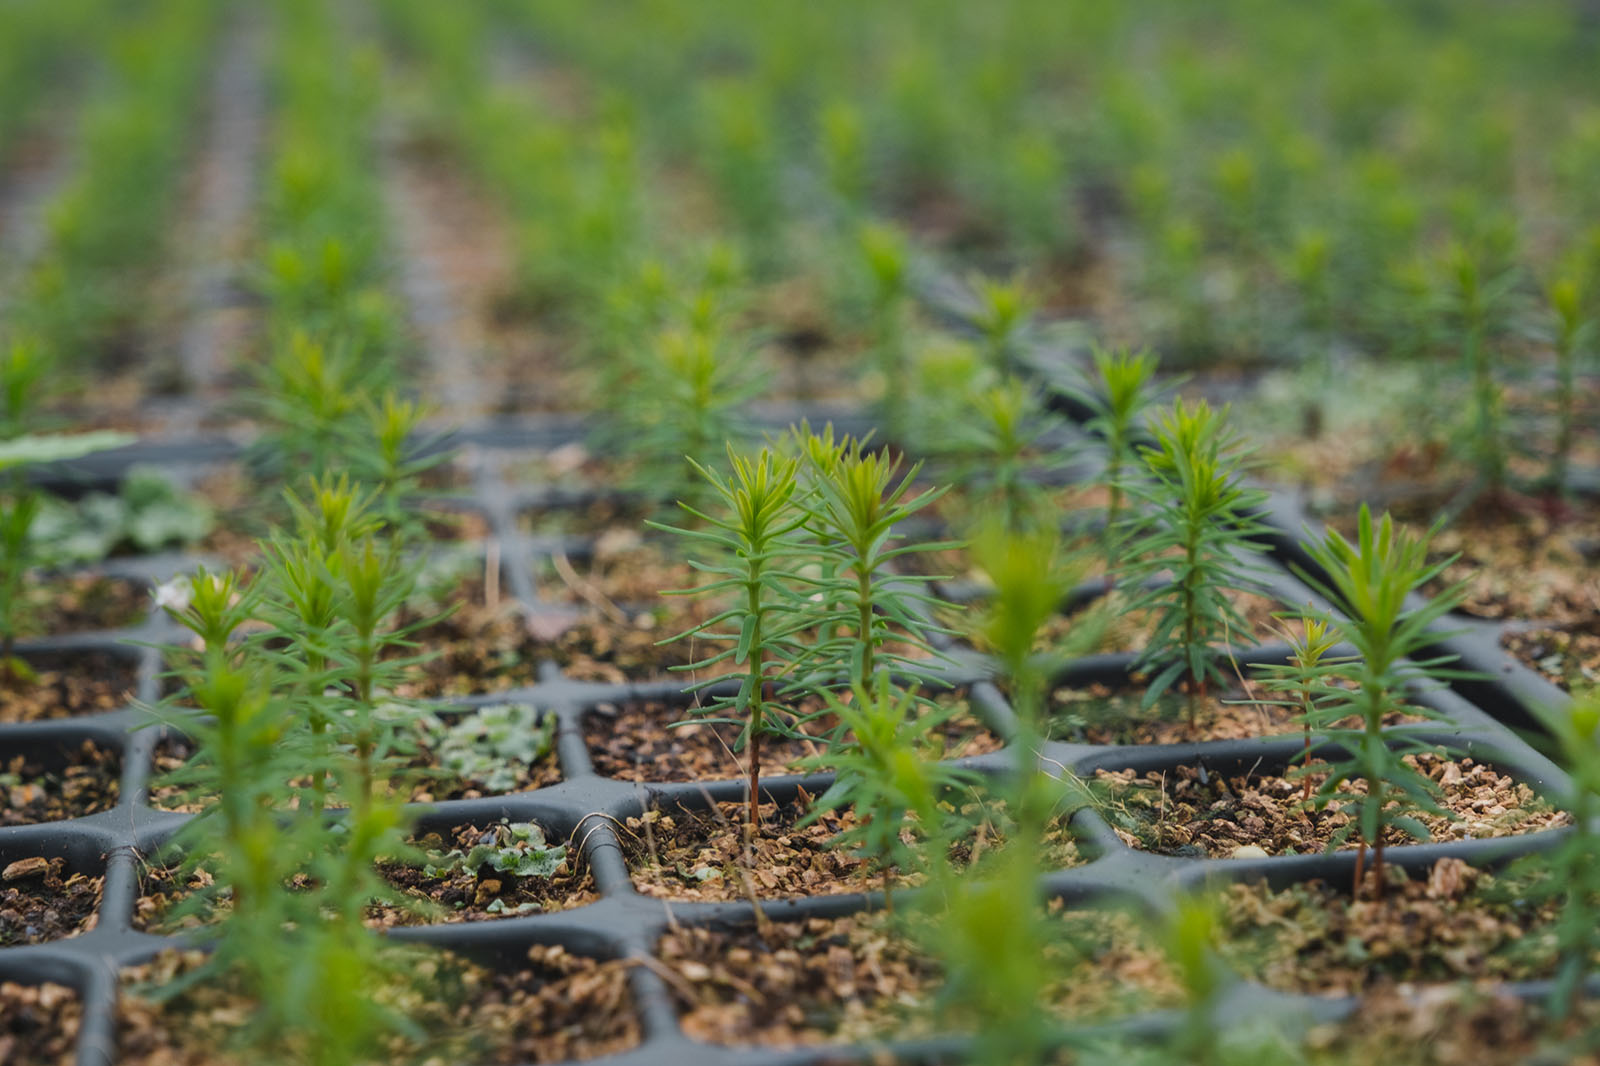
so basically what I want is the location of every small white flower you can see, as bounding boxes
[153,576,193,613]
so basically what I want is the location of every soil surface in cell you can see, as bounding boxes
[1094,754,1567,858]
[0,741,121,825]
[117,944,638,1064]
[0,857,101,945]
[17,574,149,635]
[1221,858,1569,995]
[624,794,1081,903]
[395,574,545,697]
[584,693,1001,783]
[1312,984,1600,1065]
[0,651,138,721]
[370,820,597,926]
[0,980,81,1066]
[148,706,562,812]
[1502,622,1599,694]
[658,907,1179,1047]
[1047,681,1424,746]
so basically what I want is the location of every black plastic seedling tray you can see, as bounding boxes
[0,393,1590,1066]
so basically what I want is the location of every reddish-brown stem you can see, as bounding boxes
[1353,840,1367,899]
[748,727,761,831]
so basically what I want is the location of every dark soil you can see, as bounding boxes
[0,981,81,1066]
[657,906,1179,1047]
[0,651,138,721]
[584,692,1001,783]
[1220,858,1567,994]
[117,944,639,1064]
[394,576,545,697]
[18,574,149,635]
[1502,622,1599,694]
[1095,754,1568,858]
[0,856,101,945]
[0,741,122,825]
[370,821,598,926]
[623,795,1081,903]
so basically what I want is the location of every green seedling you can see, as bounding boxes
[1068,343,1161,577]
[1253,612,1346,801]
[1516,690,1600,1019]
[970,522,1099,840]
[422,820,567,883]
[857,221,912,438]
[1546,276,1595,499]
[790,426,949,693]
[1286,227,1334,437]
[652,445,810,830]
[819,96,868,214]
[1293,505,1469,899]
[1154,893,1230,1066]
[1438,240,1518,506]
[1119,399,1268,732]
[971,273,1035,379]
[0,426,133,682]
[941,378,1059,535]
[606,320,762,508]
[922,842,1059,1066]
[419,703,555,794]
[799,674,982,907]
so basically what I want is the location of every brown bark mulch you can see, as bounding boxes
[0,856,101,945]
[1221,858,1568,995]
[117,944,639,1064]
[0,741,122,825]
[0,981,81,1066]
[0,651,138,721]
[1094,754,1568,858]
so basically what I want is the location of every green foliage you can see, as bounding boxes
[857,221,913,437]
[30,465,212,565]
[1512,689,1600,1019]
[651,445,811,827]
[422,820,567,883]
[970,273,1035,379]
[1436,240,1519,497]
[790,427,948,691]
[1251,611,1347,797]
[1546,275,1596,495]
[1119,399,1268,725]
[420,703,555,794]
[0,424,133,679]
[1292,505,1469,896]
[1068,343,1161,573]
[799,674,982,893]
[1154,893,1229,1065]
[921,843,1059,1066]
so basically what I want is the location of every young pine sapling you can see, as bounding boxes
[1510,689,1600,1020]
[1120,399,1268,733]
[1438,241,1518,506]
[1546,276,1595,500]
[971,273,1034,380]
[1069,343,1160,578]
[792,427,948,694]
[652,446,810,831]
[1253,611,1345,801]
[1295,505,1469,899]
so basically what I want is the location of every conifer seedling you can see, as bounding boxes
[1119,399,1268,732]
